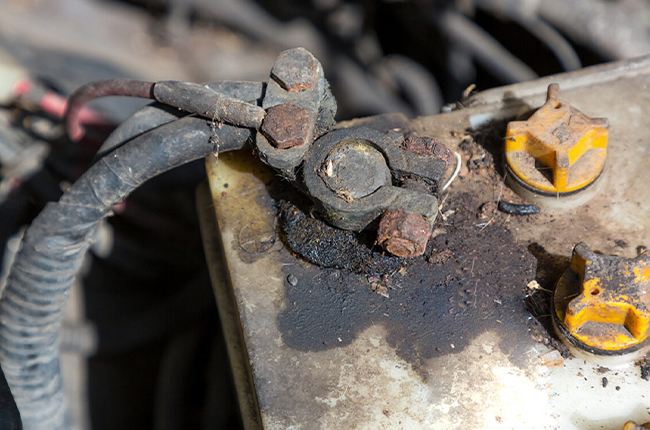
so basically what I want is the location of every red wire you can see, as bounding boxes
[63,79,155,141]
[13,78,119,139]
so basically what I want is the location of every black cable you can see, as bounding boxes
[153,81,264,129]
[0,115,252,430]
[93,102,186,160]
[65,79,265,141]
[95,81,265,160]
[65,79,155,140]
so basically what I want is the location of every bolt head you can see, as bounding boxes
[271,48,319,92]
[319,141,391,201]
[377,210,431,257]
[402,134,452,166]
[260,103,311,149]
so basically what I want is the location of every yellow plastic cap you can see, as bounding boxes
[506,84,609,194]
[555,243,650,351]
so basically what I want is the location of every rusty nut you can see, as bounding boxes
[270,47,319,92]
[377,210,432,258]
[402,134,452,166]
[260,103,311,150]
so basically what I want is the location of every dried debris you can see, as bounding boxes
[278,192,539,371]
[639,360,650,381]
[498,201,541,216]
[279,201,404,275]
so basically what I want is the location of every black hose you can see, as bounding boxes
[512,14,581,72]
[380,54,443,116]
[0,116,252,430]
[431,9,537,84]
[536,0,650,60]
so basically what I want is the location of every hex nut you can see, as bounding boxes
[402,134,452,166]
[260,103,311,149]
[377,210,432,258]
[270,48,319,92]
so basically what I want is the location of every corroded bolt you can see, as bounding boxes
[319,141,391,201]
[270,47,319,92]
[260,103,311,149]
[402,133,452,166]
[377,210,432,258]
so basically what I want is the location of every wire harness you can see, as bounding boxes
[0,79,265,430]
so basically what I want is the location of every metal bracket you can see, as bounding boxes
[255,48,335,182]
[303,127,446,232]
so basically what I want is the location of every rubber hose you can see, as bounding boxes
[0,116,252,430]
